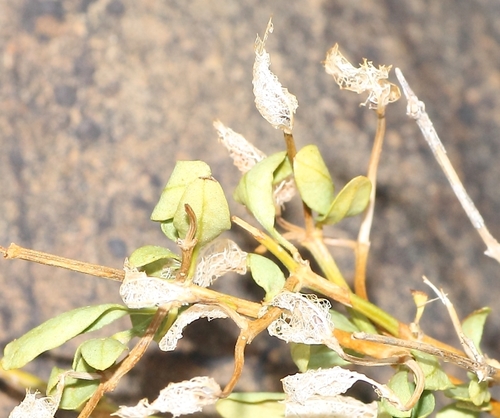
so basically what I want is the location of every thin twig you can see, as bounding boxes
[395,68,500,264]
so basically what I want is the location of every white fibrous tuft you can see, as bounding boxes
[153,376,221,417]
[9,391,59,418]
[267,291,333,344]
[213,120,266,173]
[273,177,296,207]
[193,239,248,287]
[159,305,229,351]
[112,398,153,418]
[253,19,298,133]
[324,44,400,108]
[120,266,195,309]
[113,377,221,418]
[285,396,377,418]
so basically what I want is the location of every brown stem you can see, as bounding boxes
[77,306,169,418]
[1,243,124,281]
[175,204,198,282]
[355,105,387,300]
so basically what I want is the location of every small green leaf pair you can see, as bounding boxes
[294,144,371,225]
[151,161,231,247]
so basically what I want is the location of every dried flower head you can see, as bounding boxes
[120,264,196,309]
[213,120,266,173]
[267,291,333,344]
[159,305,230,351]
[324,43,400,108]
[193,238,248,287]
[253,18,298,133]
[9,391,58,418]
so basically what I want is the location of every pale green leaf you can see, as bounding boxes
[234,151,287,233]
[128,245,180,268]
[47,366,99,410]
[293,144,334,214]
[330,309,360,333]
[2,304,128,370]
[462,307,490,354]
[151,160,212,221]
[216,393,285,418]
[380,369,412,417]
[80,337,128,371]
[411,391,435,418]
[412,350,454,391]
[247,253,285,302]
[161,220,179,242]
[306,344,350,369]
[437,403,480,417]
[290,343,310,372]
[468,378,491,406]
[318,176,371,225]
[173,177,231,246]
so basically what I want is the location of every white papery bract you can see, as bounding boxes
[159,305,229,351]
[253,19,298,133]
[153,376,221,417]
[111,398,152,418]
[285,396,377,418]
[120,267,196,309]
[193,239,248,287]
[324,43,399,108]
[9,391,58,418]
[213,120,266,173]
[267,291,333,344]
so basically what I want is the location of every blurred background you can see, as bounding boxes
[2,0,500,415]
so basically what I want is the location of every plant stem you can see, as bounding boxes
[354,104,387,300]
[1,243,124,281]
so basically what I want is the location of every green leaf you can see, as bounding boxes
[234,151,287,233]
[293,144,334,214]
[173,177,231,246]
[47,367,99,410]
[151,160,212,222]
[412,350,454,391]
[330,309,360,333]
[79,337,128,370]
[128,245,180,268]
[247,253,285,302]
[307,344,350,369]
[290,343,310,372]
[318,176,371,225]
[411,391,435,418]
[2,304,128,370]
[380,369,412,417]
[444,384,472,402]
[216,393,285,418]
[468,377,491,406]
[437,403,480,417]
[462,307,490,354]
[161,220,179,242]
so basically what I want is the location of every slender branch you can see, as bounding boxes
[1,243,124,281]
[354,104,387,300]
[395,67,500,264]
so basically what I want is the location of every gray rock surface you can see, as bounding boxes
[2,0,500,415]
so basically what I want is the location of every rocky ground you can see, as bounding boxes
[2,0,500,415]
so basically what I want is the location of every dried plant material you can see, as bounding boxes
[285,396,377,418]
[120,265,196,309]
[324,44,400,108]
[213,120,266,173]
[253,18,298,133]
[395,68,500,264]
[273,177,296,207]
[410,289,428,337]
[267,291,333,344]
[282,367,402,413]
[193,239,248,287]
[113,377,221,418]
[9,391,59,418]
[159,305,230,351]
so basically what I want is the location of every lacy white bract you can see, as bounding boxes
[193,239,247,287]
[253,18,298,133]
[267,291,333,344]
[9,391,58,418]
[112,376,221,418]
[120,266,196,309]
[159,305,229,351]
[324,43,400,108]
